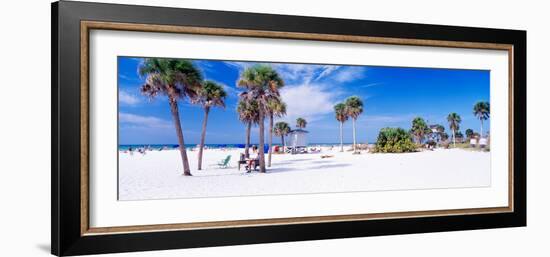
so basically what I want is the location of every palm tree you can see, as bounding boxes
[465,128,474,139]
[295,118,307,129]
[447,112,462,147]
[411,117,429,144]
[434,124,445,144]
[334,103,349,152]
[267,98,287,167]
[237,97,259,158]
[237,64,284,173]
[273,121,291,153]
[345,96,364,153]
[473,101,490,138]
[138,58,203,176]
[196,81,227,170]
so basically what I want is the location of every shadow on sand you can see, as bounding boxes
[275,158,315,165]
[309,163,351,169]
[267,163,351,174]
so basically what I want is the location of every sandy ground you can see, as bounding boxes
[118,147,491,200]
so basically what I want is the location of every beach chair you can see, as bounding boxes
[216,155,231,168]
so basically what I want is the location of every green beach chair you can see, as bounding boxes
[216,155,231,168]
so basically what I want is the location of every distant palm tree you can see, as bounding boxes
[434,124,445,144]
[447,112,462,147]
[196,81,227,170]
[267,98,287,167]
[345,96,364,153]
[273,121,291,153]
[237,97,259,158]
[473,101,490,138]
[237,64,284,173]
[139,58,203,176]
[465,128,474,139]
[411,117,429,144]
[334,103,349,152]
[296,117,307,129]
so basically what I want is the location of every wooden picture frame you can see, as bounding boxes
[52,1,526,256]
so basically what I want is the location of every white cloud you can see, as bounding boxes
[272,63,321,84]
[332,66,366,83]
[360,82,383,88]
[223,62,370,126]
[119,112,172,128]
[223,61,369,87]
[315,66,341,81]
[119,91,141,106]
[223,61,252,71]
[279,84,338,125]
[363,114,413,123]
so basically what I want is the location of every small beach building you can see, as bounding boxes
[287,129,308,153]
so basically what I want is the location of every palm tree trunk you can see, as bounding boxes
[197,106,210,170]
[352,118,357,153]
[339,122,344,152]
[268,114,273,167]
[245,122,251,158]
[452,130,456,147]
[480,119,484,139]
[168,96,191,176]
[281,135,285,153]
[258,109,266,173]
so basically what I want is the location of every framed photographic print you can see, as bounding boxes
[51,1,526,256]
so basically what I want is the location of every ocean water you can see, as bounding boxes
[118,143,357,151]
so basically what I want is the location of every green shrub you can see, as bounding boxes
[374,127,416,153]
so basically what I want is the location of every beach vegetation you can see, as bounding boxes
[237,97,259,158]
[237,64,285,173]
[273,121,291,153]
[410,117,430,144]
[374,127,416,153]
[138,58,203,176]
[345,96,364,153]
[196,81,227,170]
[267,98,287,166]
[334,103,349,152]
[296,117,307,129]
[447,112,462,147]
[465,128,474,139]
[473,101,490,138]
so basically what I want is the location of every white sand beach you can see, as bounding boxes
[118,147,491,201]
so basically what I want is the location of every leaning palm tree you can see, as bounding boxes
[473,101,490,138]
[345,96,364,153]
[334,103,349,152]
[237,97,259,158]
[237,64,284,173]
[273,121,291,153]
[196,81,227,170]
[447,112,462,147]
[139,58,203,176]
[296,118,307,129]
[267,98,287,167]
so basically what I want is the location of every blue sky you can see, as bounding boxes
[118,57,490,145]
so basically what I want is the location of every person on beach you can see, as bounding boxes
[246,146,259,173]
